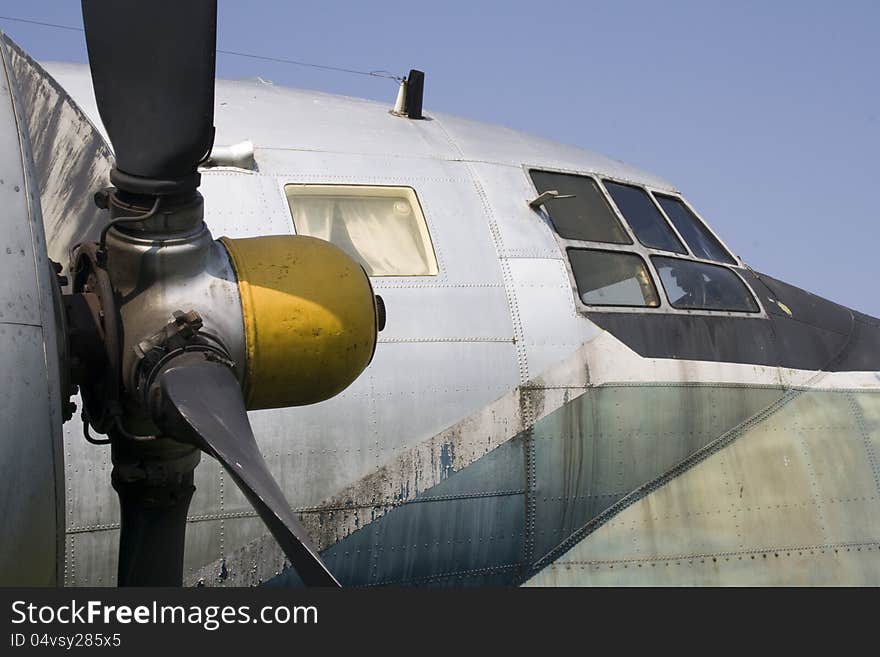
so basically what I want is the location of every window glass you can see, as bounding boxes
[603,181,686,254]
[529,170,631,244]
[654,194,735,264]
[285,184,438,276]
[652,256,758,312]
[568,249,660,307]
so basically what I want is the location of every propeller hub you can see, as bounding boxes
[100,196,246,409]
[107,189,204,238]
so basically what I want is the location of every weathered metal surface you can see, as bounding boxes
[180,339,520,586]
[18,57,879,587]
[185,330,880,586]
[254,383,783,586]
[44,64,675,193]
[525,389,880,585]
[0,34,65,585]
[507,257,600,378]
[529,384,786,561]
[318,438,526,587]
[7,48,112,271]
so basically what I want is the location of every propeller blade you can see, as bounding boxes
[150,353,340,587]
[80,0,217,195]
[114,468,195,587]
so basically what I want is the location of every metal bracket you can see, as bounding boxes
[133,309,233,414]
[528,189,574,210]
[134,310,205,360]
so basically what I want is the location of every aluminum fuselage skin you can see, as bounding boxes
[2,44,878,586]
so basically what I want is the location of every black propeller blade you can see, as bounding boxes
[114,460,195,587]
[149,353,340,587]
[79,0,340,588]
[81,0,217,196]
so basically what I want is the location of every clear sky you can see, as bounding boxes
[2,1,878,315]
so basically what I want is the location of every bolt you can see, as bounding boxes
[172,309,203,338]
[93,189,110,209]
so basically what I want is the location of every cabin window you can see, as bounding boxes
[568,249,660,307]
[529,170,631,244]
[654,194,735,264]
[652,257,758,312]
[603,181,686,254]
[285,184,438,276]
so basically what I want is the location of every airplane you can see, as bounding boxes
[1,1,878,588]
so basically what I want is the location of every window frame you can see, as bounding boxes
[600,179,688,255]
[523,165,764,318]
[649,191,739,266]
[651,254,761,314]
[283,182,440,278]
[528,169,633,245]
[567,247,661,309]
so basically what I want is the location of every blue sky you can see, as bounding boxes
[2,1,878,315]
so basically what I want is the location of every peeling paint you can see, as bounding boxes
[7,42,112,269]
[439,442,455,480]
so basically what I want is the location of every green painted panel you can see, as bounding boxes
[527,389,880,586]
[531,385,786,561]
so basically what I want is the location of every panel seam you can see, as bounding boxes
[520,385,808,583]
[847,391,880,497]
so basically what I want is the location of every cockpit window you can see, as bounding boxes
[654,194,735,264]
[652,257,758,312]
[529,170,631,244]
[527,167,760,315]
[603,181,686,254]
[568,248,660,307]
[285,184,438,276]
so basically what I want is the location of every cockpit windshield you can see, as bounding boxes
[603,181,686,254]
[529,168,757,314]
[529,170,631,244]
[652,257,758,312]
[654,194,735,265]
[568,248,659,307]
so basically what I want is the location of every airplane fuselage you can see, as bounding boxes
[3,39,879,586]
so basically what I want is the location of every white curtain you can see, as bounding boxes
[289,195,435,276]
